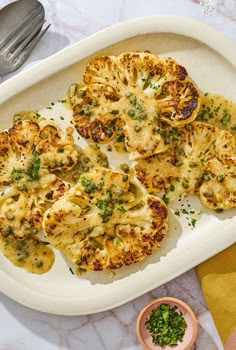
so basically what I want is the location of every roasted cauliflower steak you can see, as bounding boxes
[135,121,235,207]
[43,167,168,272]
[197,93,236,140]
[0,117,78,240]
[68,52,200,159]
[199,157,236,210]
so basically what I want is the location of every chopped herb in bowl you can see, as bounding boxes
[145,303,187,347]
[136,296,197,350]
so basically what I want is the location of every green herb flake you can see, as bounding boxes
[118,206,127,213]
[96,199,114,223]
[191,218,197,228]
[59,116,65,120]
[199,151,205,165]
[80,176,92,187]
[220,109,230,126]
[182,208,189,215]
[110,110,119,114]
[162,193,169,205]
[69,267,75,275]
[174,209,180,216]
[113,236,121,245]
[11,168,23,180]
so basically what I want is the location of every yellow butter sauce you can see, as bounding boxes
[0,234,54,274]
[197,93,236,139]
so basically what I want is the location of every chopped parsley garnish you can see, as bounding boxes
[174,204,199,229]
[110,110,119,114]
[190,218,197,228]
[199,151,205,165]
[145,303,187,346]
[118,206,127,213]
[80,176,92,187]
[214,105,220,113]
[162,193,169,205]
[170,128,178,141]
[197,104,214,121]
[25,151,41,180]
[11,168,24,180]
[113,236,121,244]
[220,109,230,126]
[69,267,75,275]
[130,95,137,105]
[96,199,114,223]
[80,176,98,194]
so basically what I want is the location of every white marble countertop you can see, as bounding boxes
[0,0,235,349]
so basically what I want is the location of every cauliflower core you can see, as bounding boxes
[0,117,78,240]
[135,121,236,209]
[69,52,200,159]
[43,168,168,271]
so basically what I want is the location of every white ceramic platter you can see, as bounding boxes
[0,16,235,315]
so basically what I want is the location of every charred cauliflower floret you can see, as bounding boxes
[135,121,235,203]
[197,93,236,140]
[55,145,109,184]
[69,52,200,159]
[199,157,236,210]
[0,117,78,240]
[43,167,168,272]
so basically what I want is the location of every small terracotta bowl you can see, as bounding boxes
[136,297,198,350]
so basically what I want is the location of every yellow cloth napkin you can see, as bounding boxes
[195,243,236,346]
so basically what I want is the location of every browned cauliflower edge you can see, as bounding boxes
[135,121,236,210]
[42,167,168,272]
[0,117,78,240]
[68,52,201,160]
[199,157,236,210]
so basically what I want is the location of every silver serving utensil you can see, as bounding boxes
[0,0,50,75]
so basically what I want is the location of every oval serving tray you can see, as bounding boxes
[0,15,235,315]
